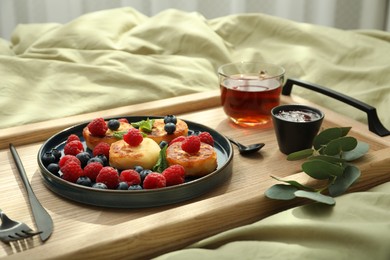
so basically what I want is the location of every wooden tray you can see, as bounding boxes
[1,90,390,259]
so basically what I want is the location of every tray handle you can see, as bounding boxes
[282,78,390,137]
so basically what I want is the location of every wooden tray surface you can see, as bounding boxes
[1,90,389,259]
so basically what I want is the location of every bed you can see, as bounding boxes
[1,7,389,259]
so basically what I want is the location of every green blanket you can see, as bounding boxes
[1,7,390,130]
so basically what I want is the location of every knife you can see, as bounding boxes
[9,144,54,242]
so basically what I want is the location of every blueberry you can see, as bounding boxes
[47,163,60,176]
[96,154,108,166]
[164,123,176,135]
[87,157,104,166]
[76,176,92,187]
[128,185,143,190]
[92,182,107,189]
[139,169,152,182]
[133,165,143,173]
[42,152,56,166]
[108,119,120,131]
[164,115,177,124]
[51,148,62,161]
[159,141,168,149]
[76,152,92,168]
[117,182,129,190]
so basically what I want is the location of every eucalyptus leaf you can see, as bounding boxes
[313,128,343,150]
[294,190,336,205]
[323,136,358,156]
[287,149,314,161]
[265,184,297,200]
[302,159,344,179]
[271,176,316,191]
[328,165,361,196]
[308,155,346,164]
[341,141,370,161]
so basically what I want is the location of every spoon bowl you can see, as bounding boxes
[227,138,265,155]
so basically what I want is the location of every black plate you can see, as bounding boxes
[37,116,234,208]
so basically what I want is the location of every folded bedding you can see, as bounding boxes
[1,7,390,130]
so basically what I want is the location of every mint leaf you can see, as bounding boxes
[131,118,155,133]
[113,131,127,139]
[152,144,168,173]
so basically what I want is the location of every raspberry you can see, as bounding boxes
[61,161,83,183]
[123,128,143,146]
[169,136,186,146]
[181,135,201,154]
[143,172,166,189]
[88,117,108,137]
[66,134,80,143]
[83,162,103,182]
[96,166,119,189]
[198,132,214,146]
[118,118,129,123]
[93,142,110,158]
[162,165,185,186]
[119,169,141,186]
[64,140,84,156]
[59,155,81,168]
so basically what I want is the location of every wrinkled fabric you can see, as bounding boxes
[1,7,390,128]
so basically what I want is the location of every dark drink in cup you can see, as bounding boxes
[218,62,285,126]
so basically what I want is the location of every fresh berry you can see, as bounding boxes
[133,165,143,173]
[198,132,214,146]
[123,128,143,146]
[47,163,60,176]
[64,140,84,156]
[143,173,166,189]
[66,134,80,143]
[164,123,176,134]
[139,169,152,183]
[163,115,177,124]
[42,152,56,166]
[162,165,185,186]
[88,118,108,137]
[76,152,92,168]
[118,118,129,123]
[76,176,92,187]
[169,136,186,145]
[87,156,104,166]
[93,142,110,158]
[51,148,62,161]
[128,185,142,190]
[117,182,129,190]
[92,183,107,189]
[83,162,103,182]
[159,141,168,149]
[59,155,80,168]
[61,161,83,183]
[108,119,120,131]
[181,135,201,154]
[120,169,141,186]
[96,166,120,189]
[96,154,108,166]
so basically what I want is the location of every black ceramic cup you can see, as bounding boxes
[271,104,324,155]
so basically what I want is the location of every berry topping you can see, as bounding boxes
[42,152,57,166]
[51,148,62,161]
[64,140,84,156]
[47,163,60,176]
[76,176,92,187]
[96,166,120,189]
[92,182,107,189]
[118,118,129,123]
[117,182,129,190]
[143,172,166,189]
[66,134,80,143]
[164,122,176,135]
[198,131,214,146]
[88,117,108,137]
[181,135,201,154]
[87,156,104,166]
[76,152,92,168]
[93,142,111,158]
[162,165,185,186]
[119,169,141,186]
[169,136,186,146]
[107,119,120,131]
[61,161,83,183]
[83,162,103,182]
[159,140,168,149]
[128,185,143,190]
[123,128,143,146]
[59,154,81,168]
[164,115,177,124]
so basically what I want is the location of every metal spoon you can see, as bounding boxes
[227,138,265,155]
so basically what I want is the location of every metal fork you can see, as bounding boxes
[0,209,41,243]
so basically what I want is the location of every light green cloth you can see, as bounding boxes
[1,7,390,129]
[155,182,390,260]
